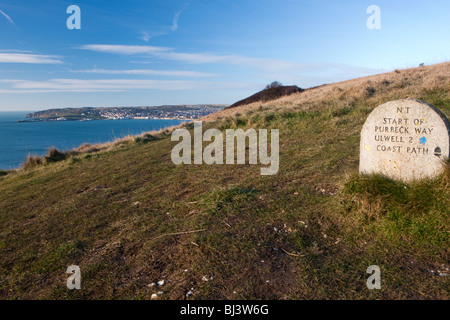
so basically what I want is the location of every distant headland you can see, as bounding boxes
[23,105,227,122]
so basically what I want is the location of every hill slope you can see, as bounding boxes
[0,63,449,300]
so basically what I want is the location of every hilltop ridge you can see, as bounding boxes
[228,84,303,109]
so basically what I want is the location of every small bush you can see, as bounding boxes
[365,86,376,98]
[264,113,277,123]
[135,134,158,144]
[45,147,67,163]
[23,147,67,170]
[265,81,283,89]
[23,155,44,170]
[235,117,248,127]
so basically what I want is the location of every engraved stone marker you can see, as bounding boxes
[360,99,450,182]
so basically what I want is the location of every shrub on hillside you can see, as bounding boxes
[265,81,283,89]
[46,147,67,163]
[23,155,45,170]
[23,147,68,170]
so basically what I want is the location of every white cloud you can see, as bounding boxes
[139,4,189,42]
[171,11,181,31]
[141,31,151,42]
[78,44,307,71]
[172,3,189,31]
[78,44,170,55]
[0,9,14,24]
[77,44,383,78]
[0,78,255,93]
[0,49,32,53]
[0,52,63,64]
[162,52,306,71]
[71,68,217,77]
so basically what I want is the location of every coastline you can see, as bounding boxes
[24,105,227,123]
[1,114,187,170]
[18,116,193,123]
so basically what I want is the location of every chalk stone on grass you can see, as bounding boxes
[360,99,450,182]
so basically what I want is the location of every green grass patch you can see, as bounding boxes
[332,107,353,118]
[342,172,449,246]
[235,117,248,127]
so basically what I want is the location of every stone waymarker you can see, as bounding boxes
[360,99,450,182]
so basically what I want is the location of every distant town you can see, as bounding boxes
[24,105,227,121]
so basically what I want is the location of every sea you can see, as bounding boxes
[0,111,186,170]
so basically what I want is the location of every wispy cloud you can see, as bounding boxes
[0,9,14,24]
[78,44,305,71]
[0,78,254,93]
[162,52,304,71]
[0,49,32,53]
[71,68,217,77]
[78,44,170,55]
[0,52,63,64]
[171,3,189,31]
[78,44,382,79]
[139,30,170,42]
[140,3,189,42]
[141,31,151,42]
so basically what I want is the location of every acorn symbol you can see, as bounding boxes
[434,147,442,157]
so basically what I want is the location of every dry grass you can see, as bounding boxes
[23,147,67,170]
[202,62,450,122]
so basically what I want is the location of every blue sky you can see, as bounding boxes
[0,0,449,111]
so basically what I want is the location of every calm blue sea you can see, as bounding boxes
[0,111,186,170]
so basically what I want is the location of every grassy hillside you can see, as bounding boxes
[0,63,449,300]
